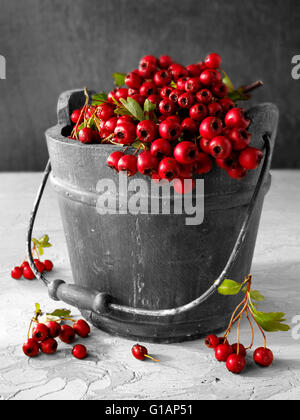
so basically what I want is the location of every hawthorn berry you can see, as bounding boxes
[137,151,158,175]
[140,81,157,97]
[114,122,136,145]
[131,344,148,360]
[125,71,142,89]
[20,261,29,270]
[189,103,208,121]
[228,128,251,151]
[73,319,91,338]
[78,127,96,144]
[205,53,222,69]
[159,98,176,116]
[158,157,181,181]
[225,108,250,129]
[154,70,172,87]
[178,92,194,109]
[194,153,213,174]
[212,82,228,98]
[218,97,235,113]
[177,77,190,91]
[159,119,181,141]
[104,116,118,133]
[199,137,211,154]
[208,102,223,118]
[215,343,233,362]
[43,259,54,272]
[226,354,246,374]
[136,120,157,143]
[160,86,173,99]
[23,265,35,280]
[11,267,22,280]
[209,136,232,159]
[216,152,238,171]
[71,109,83,124]
[158,55,173,69]
[147,94,161,105]
[22,339,39,358]
[169,89,183,103]
[200,69,222,86]
[130,94,146,107]
[196,89,213,105]
[40,338,58,355]
[32,323,49,342]
[253,347,274,367]
[115,88,129,101]
[205,334,220,349]
[72,344,87,360]
[231,343,247,358]
[168,63,188,81]
[181,118,197,139]
[150,138,172,158]
[59,325,75,344]
[107,151,125,171]
[139,58,156,78]
[227,163,247,179]
[199,117,223,139]
[34,259,45,273]
[239,147,263,170]
[174,141,198,165]
[46,321,61,338]
[117,154,138,177]
[186,63,201,77]
[185,77,201,94]
[96,104,114,121]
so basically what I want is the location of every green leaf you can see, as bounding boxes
[113,72,126,87]
[119,97,145,121]
[92,92,108,106]
[170,81,177,88]
[49,309,72,318]
[252,308,290,332]
[218,279,242,296]
[38,246,44,256]
[131,140,149,151]
[242,286,265,302]
[228,88,250,102]
[221,69,235,93]
[35,303,40,312]
[144,99,156,113]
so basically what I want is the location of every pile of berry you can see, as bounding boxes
[69,53,263,192]
[22,305,89,360]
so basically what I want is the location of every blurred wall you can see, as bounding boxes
[0,0,299,170]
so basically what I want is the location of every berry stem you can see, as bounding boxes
[236,312,242,355]
[144,354,160,362]
[241,80,263,94]
[248,306,267,348]
[246,308,255,350]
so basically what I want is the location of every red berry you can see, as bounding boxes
[46,321,61,338]
[209,136,232,159]
[174,141,198,165]
[117,115,134,125]
[168,63,188,81]
[20,261,29,270]
[73,319,90,338]
[159,119,181,141]
[189,103,208,121]
[231,343,247,358]
[117,154,138,177]
[194,153,213,174]
[78,127,96,144]
[154,70,172,87]
[253,347,274,367]
[186,63,202,77]
[226,354,246,374]
[212,82,228,98]
[150,138,172,158]
[225,108,250,129]
[23,265,35,280]
[205,53,222,69]
[139,57,157,78]
[218,98,235,113]
[178,92,194,109]
[196,89,213,105]
[71,109,83,124]
[137,151,158,176]
[130,94,146,107]
[239,147,263,170]
[160,86,173,99]
[32,323,49,342]
[147,94,161,105]
[215,343,233,362]
[229,128,251,151]
[181,118,197,139]
[200,69,222,86]
[199,137,211,154]
[22,339,39,357]
[207,102,223,118]
[34,259,45,273]
[114,122,137,145]
[72,344,87,359]
[205,334,220,349]
[125,71,142,89]
[104,116,118,133]
[227,163,247,179]
[199,117,223,140]
[43,259,54,272]
[107,151,124,171]
[185,77,201,94]
[107,90,117,104]
[40,338,58,355]
[140,81,157,97]
[159,98,176,116]
[216,152,238,170]
[115,88,129,101]
[177,77,190,91]
[158,55,173,69]
[59,325,75,344]
[169,89,183,104]
[132,343,148,360]
[96,103,114,121]
[179,163,194,178]
[158,158,181,181]
[84,106,96,120]
[136,120,157,143]
[11,266,22,279]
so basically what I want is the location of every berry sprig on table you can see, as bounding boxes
[11,235,54,280]
[68,53,264,193]
[205,275,290,374]
[22,303,90,359]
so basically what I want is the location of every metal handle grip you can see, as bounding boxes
[27,134,272,317]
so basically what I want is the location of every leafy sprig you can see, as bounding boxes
[32,235,52,257]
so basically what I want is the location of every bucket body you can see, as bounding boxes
[46,90,278,343]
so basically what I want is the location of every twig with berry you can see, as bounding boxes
[11,234,54,280]
[205,275,290,374]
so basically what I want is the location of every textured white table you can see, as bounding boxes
[0,171,299,401]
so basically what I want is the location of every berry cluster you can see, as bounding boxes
[205,275,275,374]
[11,235,53,280]
[68,53,263,192]
[22,304,89,360]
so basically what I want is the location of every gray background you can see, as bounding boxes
[0,0,299,171]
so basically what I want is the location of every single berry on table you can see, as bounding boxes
[72,344,87,359]
[11,267,22,280]
[253,347,274,367]
[226,354,246,374]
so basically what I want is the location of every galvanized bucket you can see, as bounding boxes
[27,89,279,343]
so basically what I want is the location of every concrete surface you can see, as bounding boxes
[0,170,299,400]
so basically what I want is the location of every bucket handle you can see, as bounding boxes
[27,133,272,317]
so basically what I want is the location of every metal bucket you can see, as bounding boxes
[28,89,279,343]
